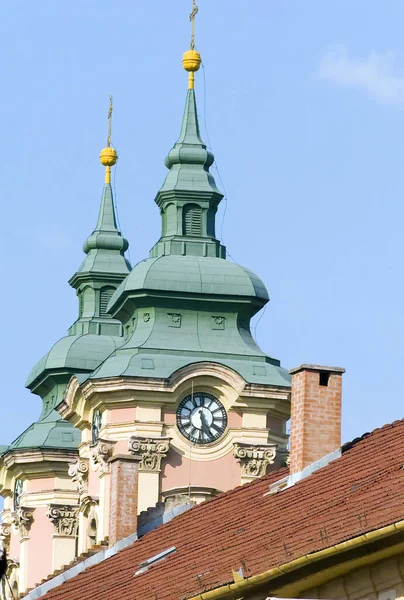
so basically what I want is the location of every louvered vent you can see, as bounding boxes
[183,204,202,236]
[79,293,84,317]
[100,287,115,318]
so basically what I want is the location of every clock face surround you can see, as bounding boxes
[176,392,227,445]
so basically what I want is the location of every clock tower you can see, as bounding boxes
[58,4,291,547]
[0,3,291,592]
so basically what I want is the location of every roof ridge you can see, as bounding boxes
[342,417,404,453]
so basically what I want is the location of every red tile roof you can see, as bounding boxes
[37,419,404,600]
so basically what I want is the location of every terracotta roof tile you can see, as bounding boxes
[35,419,404,600]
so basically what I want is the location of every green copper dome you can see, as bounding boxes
[90,84,290,389]
[109,255,268,312]
[26,334,121,389]
[7,412,80,451]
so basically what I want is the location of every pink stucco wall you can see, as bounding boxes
[27,477,56,492]
[26,507,54,589]
[9,528,19,559]
[161,450,240,493]
[106,407,136,424]
[87,468,100,497]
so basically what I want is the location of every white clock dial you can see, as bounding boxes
[176,393,227,444]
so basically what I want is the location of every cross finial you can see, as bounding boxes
[190,0,198,50]
[107,95,113,147]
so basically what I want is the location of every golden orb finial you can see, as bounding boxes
[183,0,201,89]
[99,96,117,183]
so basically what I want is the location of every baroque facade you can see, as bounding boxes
[0,30,293,596]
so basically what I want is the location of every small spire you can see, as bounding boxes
[182,0,201,90]
[99,96,117,184]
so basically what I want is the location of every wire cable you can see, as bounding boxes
[112,142,132,266]
[200,60,237,263]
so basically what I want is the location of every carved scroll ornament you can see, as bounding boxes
[12,507,35,538]
[0,523,11,551]
[128,437,170,472]
[234,443,277,478]
[47,505,79,537]
[91,438,116,474]
[68,458,89,494]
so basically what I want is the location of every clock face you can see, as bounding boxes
[176,393,227,444]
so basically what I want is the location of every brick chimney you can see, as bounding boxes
[109,454,141,546]
[289,364,345,475]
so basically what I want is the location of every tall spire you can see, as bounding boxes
[150,4,225,260]
[78,97,129,273]
[68,98,130,330]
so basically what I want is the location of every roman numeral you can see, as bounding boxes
[211,423,222,433]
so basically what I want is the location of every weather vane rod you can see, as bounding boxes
[190,0,198,50]
[182,0,201,90]
[107,95,113,147]
[100,95,117,184]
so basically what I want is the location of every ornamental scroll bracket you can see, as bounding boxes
[47,505,79,537]
[11,507,35,538]
[233,443,277,478]
[68,458,89,494]
[90,438,116,474]
[0,523,11,551]
[128,437,171,473]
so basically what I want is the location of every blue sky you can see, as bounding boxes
[1,0,403,445]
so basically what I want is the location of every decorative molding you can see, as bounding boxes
[212,315,225,330]
[11,507,35,538]
[0,523,11,551]
[233,443,277,478]
[68,458,89,494]
[47,504,79,537]
[128,437,171,472]
[90,438,116,474]
[79,494,98,515]
[168,313,182,328]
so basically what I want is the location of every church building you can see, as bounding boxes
[0,6,345,598]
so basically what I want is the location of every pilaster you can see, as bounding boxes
[47,504,79,573]
[12,507,35,593]
[91,438,116,541]
[128,437,170,512]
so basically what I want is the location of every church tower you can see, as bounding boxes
[0,100,131,594]
[59,2,290,542]
[0,4,291,595]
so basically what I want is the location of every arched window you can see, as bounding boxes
[99,286,115,317]
[182,204,202,236]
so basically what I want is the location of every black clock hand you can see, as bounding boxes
[199,410,210,437]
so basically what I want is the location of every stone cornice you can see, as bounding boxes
[2,448,78,471]
[233,443,277,478]
[15,489,79,509]
[128,437,171,472]
[59,362,290,432]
